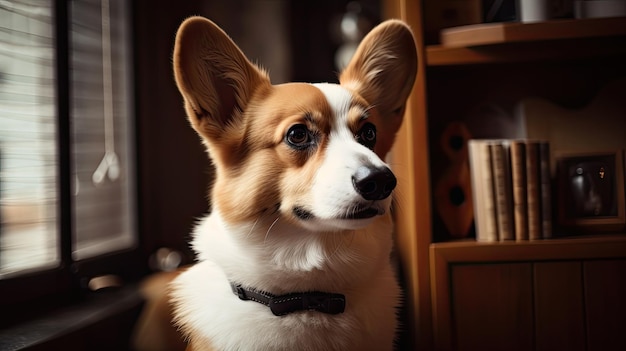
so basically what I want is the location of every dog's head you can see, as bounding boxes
[173,17,417,232]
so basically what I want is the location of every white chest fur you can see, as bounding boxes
[171,212,400,351]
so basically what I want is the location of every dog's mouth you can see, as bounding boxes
[292,206,383,221]
[345,207,382,219]
[293,206,314,220]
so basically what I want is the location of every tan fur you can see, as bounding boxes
[132,270,187,351]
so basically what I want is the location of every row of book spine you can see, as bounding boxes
[468,139,552,242]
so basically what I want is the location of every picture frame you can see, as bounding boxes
[556,150,626,233]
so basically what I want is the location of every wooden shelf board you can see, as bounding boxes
[440,17,626,48]
[430,234,626,262]
[428,17,626,66]
[427,35,626,66]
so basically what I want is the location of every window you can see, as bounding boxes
[0,0,138,315]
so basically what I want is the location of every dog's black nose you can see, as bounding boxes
[352,166,397,201]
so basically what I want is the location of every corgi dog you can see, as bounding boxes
[170,16,417,351]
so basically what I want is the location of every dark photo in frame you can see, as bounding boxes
[556,150,626,234]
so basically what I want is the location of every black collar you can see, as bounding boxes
[230,282,346,316]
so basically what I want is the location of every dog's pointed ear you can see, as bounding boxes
[340,20,417,154]
[173,17,270,140]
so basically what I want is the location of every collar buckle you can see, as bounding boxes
[232,284,247,300]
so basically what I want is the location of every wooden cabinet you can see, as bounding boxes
[385,1,626,350]
[430,238,626,351]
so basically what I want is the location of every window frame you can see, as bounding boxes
[0,0,147,327]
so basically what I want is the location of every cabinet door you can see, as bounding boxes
[584,259,626,351]
[451,263,533,351]
[534,261,585,351]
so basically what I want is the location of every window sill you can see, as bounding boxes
[0,285,144,351]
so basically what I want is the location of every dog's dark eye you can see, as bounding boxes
[286,124,313,149]
[356,123,376,149]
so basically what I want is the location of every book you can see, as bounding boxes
[510,140,528,241]
[468,140,498,242]
[468,139,552,243]
[525,141,542,241]
[539,142,553,239]
[490,142,514,241]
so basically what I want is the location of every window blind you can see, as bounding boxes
[69,0,135,260]
[0,0,59,277]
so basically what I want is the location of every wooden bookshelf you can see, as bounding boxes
[387,1,626,349]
